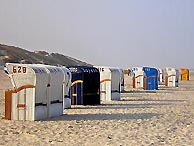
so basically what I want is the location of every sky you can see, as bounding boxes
[0,0,194,69]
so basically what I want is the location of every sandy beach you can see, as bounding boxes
[0,69,194,146]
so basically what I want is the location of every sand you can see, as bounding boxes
[0,69,194,146]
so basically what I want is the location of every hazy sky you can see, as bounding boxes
[0,0,194,69]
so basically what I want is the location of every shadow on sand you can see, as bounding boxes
[122,90,157,93]
[69,102,175,110]
[47,113,160,121]
[120,98,185,102]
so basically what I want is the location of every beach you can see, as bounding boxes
[0,69,194,146]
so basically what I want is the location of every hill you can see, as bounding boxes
[0,44,92,66]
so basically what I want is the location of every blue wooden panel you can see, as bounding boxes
[143,67,158,90]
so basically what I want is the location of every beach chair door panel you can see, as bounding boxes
[71,81,83,105]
